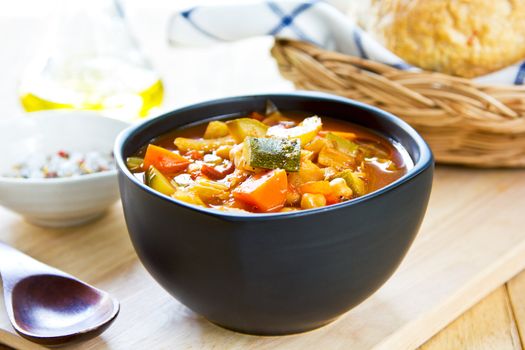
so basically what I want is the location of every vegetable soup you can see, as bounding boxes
[127,107,413,213]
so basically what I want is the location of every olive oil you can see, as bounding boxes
[20,57,164,119]
[19,0,164,120]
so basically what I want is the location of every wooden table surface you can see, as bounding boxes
[1,1,525,349]
[421,272,525,350]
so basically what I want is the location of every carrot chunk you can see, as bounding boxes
[233,169,288,212]
[298,181,332,195]
[143,144,190,175]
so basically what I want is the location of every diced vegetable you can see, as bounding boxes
[172,189,205,206]
[145,166,176,196]
[300,150,314,161]
[266,116,322,144]
[203,154,222,164]
[233,169,288,212]
[174,136,235,153]
[143,144,190,175]
[201,162,235,180]
[335,170,367,196]
[300,178,353,205]
[244,137,301,172]
[226,118,269,143]
[287,159,324,189]
[301,193,327,210]
[318,146,355,170]
[286,186,301,206]
[126,157,144,172]
[216,145,233,159]
[204,121,229,139]
[327,178,353,203]
[172,173,193,187]
[326,132,359,155]
[128,109,408,213]
[190,179,229,202]
[187,162,201,174]
[186,150,204,160]
[299,181,332,195]
[230,143,256,172]
[304,137,328,155]
[300,160,325,181]
[227,169,250,188]
[322,167,338,180]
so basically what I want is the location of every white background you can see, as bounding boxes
[0,0,342,117]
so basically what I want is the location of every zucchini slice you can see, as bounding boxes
[244,137,301,172]
[126,157,144,172]
[145,166,176,196]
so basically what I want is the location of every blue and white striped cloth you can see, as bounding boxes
[168,0,525,85]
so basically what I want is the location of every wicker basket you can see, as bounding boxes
[271,39,525,168]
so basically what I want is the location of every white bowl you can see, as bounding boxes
[0,111,129,227]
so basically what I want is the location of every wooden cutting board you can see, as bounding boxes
[0,165,524,350]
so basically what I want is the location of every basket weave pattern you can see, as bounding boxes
[271,39,525,167]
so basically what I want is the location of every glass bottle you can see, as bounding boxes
[19,0,164,120]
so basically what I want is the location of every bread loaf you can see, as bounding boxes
[358,0,525,78]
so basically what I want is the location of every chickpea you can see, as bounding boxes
[329,178,353,199]
[286,189,301,206]
[216,145,233,160]
[301,193,327,209]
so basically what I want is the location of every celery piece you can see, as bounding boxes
[335,170,367,197]
[326,132,359,155]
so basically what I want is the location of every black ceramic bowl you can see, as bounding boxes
[115,92,433,335]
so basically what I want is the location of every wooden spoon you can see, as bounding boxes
[0,242,119,346]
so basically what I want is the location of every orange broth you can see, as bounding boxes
[128,112,413,213]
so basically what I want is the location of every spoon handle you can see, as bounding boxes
[0,242,62,286]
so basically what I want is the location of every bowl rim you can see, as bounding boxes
[0,111,128,185]
[115,91,433,221]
